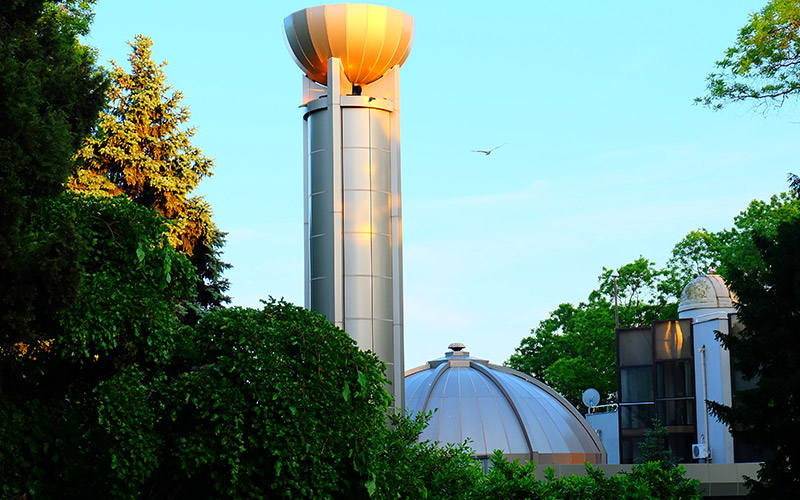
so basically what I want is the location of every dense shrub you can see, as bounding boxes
[469,452,702,500]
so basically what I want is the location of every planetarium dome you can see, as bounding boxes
[678,273,737,322]
[404,344,606,465]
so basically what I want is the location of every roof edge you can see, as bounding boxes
[488,363,607,460]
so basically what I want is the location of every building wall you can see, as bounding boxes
[691,317,735,464]
[586,410,619,464]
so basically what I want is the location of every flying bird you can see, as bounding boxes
[471,143,506,155]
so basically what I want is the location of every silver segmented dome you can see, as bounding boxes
[405,347,606,465]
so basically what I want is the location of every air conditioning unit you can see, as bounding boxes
[691,443,710,460]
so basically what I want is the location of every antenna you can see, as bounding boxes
[582,388,600,408]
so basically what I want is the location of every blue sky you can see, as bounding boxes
[84,1,796,370]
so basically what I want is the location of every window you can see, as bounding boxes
[617,319,696,463]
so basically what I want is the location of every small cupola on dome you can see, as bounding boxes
[678,274,737,323]
[405,344,606,465]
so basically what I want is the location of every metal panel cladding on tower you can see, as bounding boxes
[284,4,414,408]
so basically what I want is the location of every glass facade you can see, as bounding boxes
[617,319,696,463]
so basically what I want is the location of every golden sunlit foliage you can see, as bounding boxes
[70,35,229,311]
[70,35,214,254]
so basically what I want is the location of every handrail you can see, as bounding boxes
[587,404,619,415]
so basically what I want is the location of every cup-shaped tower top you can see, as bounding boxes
[284,3,414,86]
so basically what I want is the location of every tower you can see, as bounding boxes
[284,4,414,406]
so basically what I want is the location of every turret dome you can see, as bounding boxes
[678,274,737,322]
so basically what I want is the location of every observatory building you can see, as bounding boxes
[405,344,607,466]
[614,273,771,465]
[284,4,414,405]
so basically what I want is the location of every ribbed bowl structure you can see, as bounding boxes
[284,4,414,86]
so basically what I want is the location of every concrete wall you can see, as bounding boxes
[586,410,619,464]
[692,317,735,463]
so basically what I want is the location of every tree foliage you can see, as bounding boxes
[141,301,394,499]
[0,0,107,345]
[509,191,800,412]
[698,0,800,109]
[2,238,398,500]
[789,172,800,197]
[636,419,676,468]
[0,6,399,497]
[507,258,677,409]
[471,452,701,500]
[70,34,230,314]
[660,229,723,298]
[667,193,800,284]
[1,212,394,498]
[0,194,196,498]
[373,411,483,500]
[708,207,800,498]
[699,6,800,484]
[594,259,678,325]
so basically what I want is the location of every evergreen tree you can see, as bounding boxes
[636,419,675,468]
[70,35,230,316]
[699,8,800,489]
[709,207,800,498]
[0,0,107,346]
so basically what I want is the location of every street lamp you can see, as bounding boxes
[612,270,619,330]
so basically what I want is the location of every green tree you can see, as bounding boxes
[0,0,107,345]
[717,193,799,277]
[506,301,616,409]
[708,209,800,497]
[1,202,400,499]
[119,301,394,499]
[661,229,724,299]
[0,194,196,498]
[788,172,800,196]
[699,10,800,488]
[472,452,701,500]
[662,189,800,497]
[667,193,800,286]
[472,452,549,499]
[636,419,676,468]
[507,257,677,410]
[623,461,702,500]
[698,0,800,109]
[373,411,483,500]
[70,34,230,316]
[595,258,679,325]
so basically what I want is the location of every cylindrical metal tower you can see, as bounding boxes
[284,4,414,406]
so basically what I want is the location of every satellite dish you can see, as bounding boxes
[582,388,600,408]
